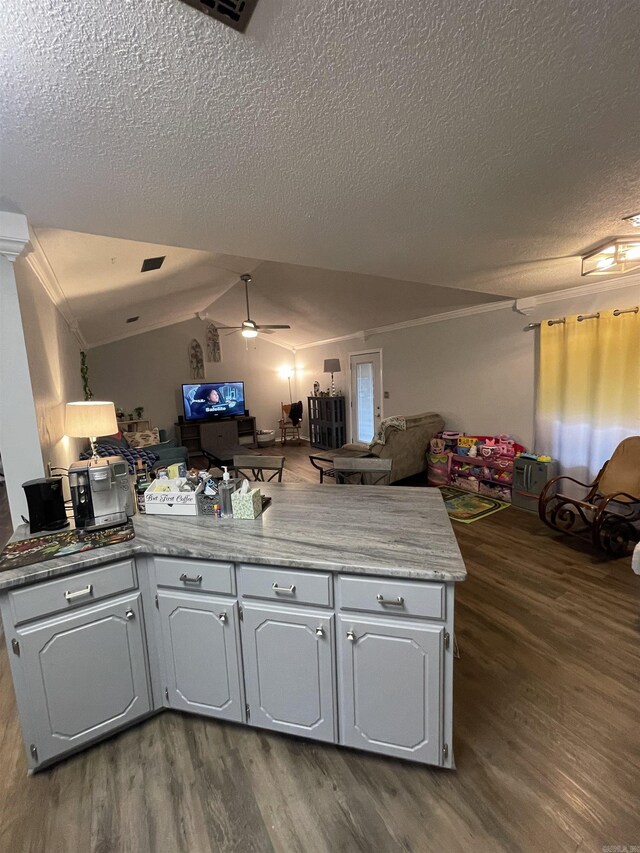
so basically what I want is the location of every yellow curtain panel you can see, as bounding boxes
[536,308,640,482]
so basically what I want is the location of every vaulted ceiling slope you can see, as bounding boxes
[27,228,503,348]
[2,0,639,299]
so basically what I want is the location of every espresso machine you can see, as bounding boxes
[68,456,132,530]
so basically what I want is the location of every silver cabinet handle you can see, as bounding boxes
[347,630,356,642]
[180,573,202,584]
[125,609,135,620]
[64,584,93,601]
[315,626,324,637]
[218,612,228,623]
[272,583,296,595]
[376,594,405,606]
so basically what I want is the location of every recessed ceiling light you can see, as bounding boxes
[141,256,165,272]
[622,212,640,228]
[126,316,140,323]
[581,239,640,276]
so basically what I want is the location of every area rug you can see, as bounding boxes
[438,486,510,524]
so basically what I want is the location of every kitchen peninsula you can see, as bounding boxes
[0,483,466,774]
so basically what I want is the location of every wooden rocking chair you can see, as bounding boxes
[279,402,302,445]
[539,436,640,555]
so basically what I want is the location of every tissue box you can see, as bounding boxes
[231,487,262,519]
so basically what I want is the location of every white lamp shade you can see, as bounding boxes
[323,358,341,374]
[65,401,118,438]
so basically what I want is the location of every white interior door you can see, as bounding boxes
[350,351,382,444]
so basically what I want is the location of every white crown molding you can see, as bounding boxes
[294,301,512,350]
[528,270,640,305]
[294,330,368,351]
[293,272,640,350]
[23,230,87,349]
[0,211,29,262]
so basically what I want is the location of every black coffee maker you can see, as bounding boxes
[22,477,69,534]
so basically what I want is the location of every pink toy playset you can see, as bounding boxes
[429,432,527,502]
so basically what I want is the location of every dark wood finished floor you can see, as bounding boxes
[1,446,638,852]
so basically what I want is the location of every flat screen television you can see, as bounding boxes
[182,382,245,422]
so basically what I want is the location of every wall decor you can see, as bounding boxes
[189,339,204,379]
[206,324,221,363]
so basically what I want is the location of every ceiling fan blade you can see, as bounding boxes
[256,324,291,330]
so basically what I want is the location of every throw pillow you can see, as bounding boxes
[97,431,127,447]
[125,428,160,449]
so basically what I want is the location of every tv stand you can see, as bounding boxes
[176,416,257,462]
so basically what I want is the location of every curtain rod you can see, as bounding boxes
[524,305,639,330]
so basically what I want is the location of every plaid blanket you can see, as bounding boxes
[80,443,159,474]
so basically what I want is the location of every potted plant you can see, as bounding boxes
[134,406,144,419]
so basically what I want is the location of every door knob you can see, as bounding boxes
[315,626,324,637]
[346,630,356,642]
[125,609,135,620]
[218,612,228,623]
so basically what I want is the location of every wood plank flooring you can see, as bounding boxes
[1,444,638,852]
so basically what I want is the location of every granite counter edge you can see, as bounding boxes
[0,538,466,592]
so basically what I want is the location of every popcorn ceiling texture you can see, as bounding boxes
[2,0,640,298]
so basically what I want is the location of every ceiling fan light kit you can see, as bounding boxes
[223,274,292,338]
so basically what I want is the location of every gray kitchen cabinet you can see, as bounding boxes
[14,592,151,768]
[241,602,336,743]
[338,614,444,765]
[157,589,244,722]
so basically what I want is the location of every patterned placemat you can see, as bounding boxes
[438,486,510,524]
[0,523,135,572]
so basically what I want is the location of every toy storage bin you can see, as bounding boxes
[452,475,480,493]
[479,481,512,502]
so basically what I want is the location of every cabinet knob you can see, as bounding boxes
[125,609,135,620]
[346,630,356,642]
[218,612,228,623]
[315,626,324,637]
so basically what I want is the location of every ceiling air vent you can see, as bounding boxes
[179,0,260,32]
[141,256,165,273]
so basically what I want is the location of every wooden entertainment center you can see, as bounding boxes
[176,416,257,462]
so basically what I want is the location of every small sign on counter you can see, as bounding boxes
[144,480,203,516]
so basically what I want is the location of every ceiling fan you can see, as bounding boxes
[221,274,291,338]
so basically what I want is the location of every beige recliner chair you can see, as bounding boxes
[310,412,444,484]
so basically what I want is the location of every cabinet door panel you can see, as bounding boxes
[338,615,443,765]
[157,590,243,722]
[242,603,335,743]
[17,592,151,766]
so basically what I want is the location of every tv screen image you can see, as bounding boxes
[182,382,245,422]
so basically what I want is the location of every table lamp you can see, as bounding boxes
[65,401,118,462]
[323,359,341,397]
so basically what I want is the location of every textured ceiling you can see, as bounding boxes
[2,0,640,307]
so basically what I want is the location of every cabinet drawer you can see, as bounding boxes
[337,575,445,621]
[8,559,138,626]
[238,564,332,607]
[154,556,235,595]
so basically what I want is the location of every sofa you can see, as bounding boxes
[311,412,445,484]
[81,430,189,474]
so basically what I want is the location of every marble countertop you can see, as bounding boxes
[0,483,467,591]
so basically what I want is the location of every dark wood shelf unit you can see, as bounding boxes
[307,396,346,450]
[176,416,257,461]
